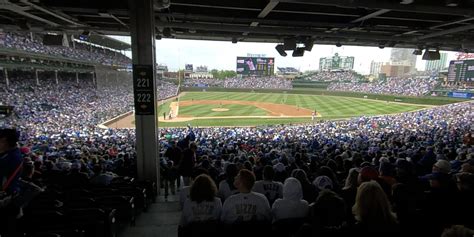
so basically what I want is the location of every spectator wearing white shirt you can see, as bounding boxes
[252,165,283,205]
[221,169,271,224]
[180,174,222,226]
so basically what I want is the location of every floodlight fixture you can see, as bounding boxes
[275,44,287,57]
[304,38,314,51]
[284,38,297,50]
[292,47,305,57]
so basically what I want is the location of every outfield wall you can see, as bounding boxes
[181,87,468,105]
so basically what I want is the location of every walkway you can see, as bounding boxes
[121,190,181,237]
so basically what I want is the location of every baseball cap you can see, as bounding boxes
[433,160,451,174]
[0,128,19,146]
[359,166,379,182]
[424,172,450,181]
[313,175,333,190]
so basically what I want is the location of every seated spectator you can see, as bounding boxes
[218,163,239,201]
[378,161,396,196]
[179,168,209,209]
[441,225,474,237]
[358,166,379,184]
[65,162,89,189]
[340,168,359,223]
[271,177,308,222]
[221,169,271,224]
[309,190,347,232]
[252,165,283,205]
[180,174,222,226]
[90,164,117,186]
[433,159,452,174]
[454,172,474,228]
[351,181,399,235]
[291,169,317,203]
[312,175,333,198]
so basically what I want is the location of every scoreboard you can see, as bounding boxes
[236,57,274,76]
[447,60,474,82]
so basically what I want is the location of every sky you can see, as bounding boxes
[110,35,457,75]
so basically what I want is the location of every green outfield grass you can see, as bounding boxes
[179,104,268,117]
[155,91,431,127]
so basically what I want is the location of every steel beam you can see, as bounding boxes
[258,0,279,18]
[351,9,391,23]
[417,24,474,40]
[277,0,474,16]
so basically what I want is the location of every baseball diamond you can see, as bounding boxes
[109,91,429,128]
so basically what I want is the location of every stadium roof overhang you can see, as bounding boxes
[1,0,474,51]
[72,34,131,51]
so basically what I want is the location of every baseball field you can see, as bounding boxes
[108,91,433,128]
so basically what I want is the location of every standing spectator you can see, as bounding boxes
[221,169,271,224]
[165,141,182,188]
[0,129,23,194]
[180,142,197,186]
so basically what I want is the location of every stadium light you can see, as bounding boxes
[292,47,305,57]
[284,38,297,50]
[275,44,287,57]
[422,49,441,60]
[412,49,422,55]
[304,38,314,51]
[446,0,459,6]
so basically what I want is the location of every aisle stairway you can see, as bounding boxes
[121,193,181,237]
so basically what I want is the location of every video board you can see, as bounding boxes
[447,60,474,82]
[236,57,274,76]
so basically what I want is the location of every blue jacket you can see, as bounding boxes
[0,148,23,194]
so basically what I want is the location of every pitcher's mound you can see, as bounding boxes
[212,108,229,112]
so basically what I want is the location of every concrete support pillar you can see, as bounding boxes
[4,68,9,88]
[35,69,39,85]
[129,0,159,185]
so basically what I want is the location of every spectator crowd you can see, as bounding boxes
[0,70,472,236]
[157,100,473,236]
[328,76,440,96]
[183,77,293,90]
[0,32,131,67]
[307,71,361,82]
[0,38,473,236]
